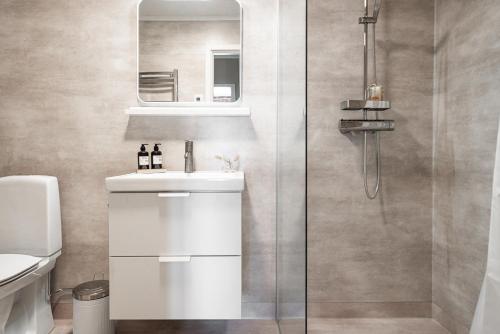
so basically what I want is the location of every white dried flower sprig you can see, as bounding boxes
[215,154,240,172]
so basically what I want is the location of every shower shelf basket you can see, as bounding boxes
[340,99,391,111]
[338,119,394,134]
[339,99,394,133]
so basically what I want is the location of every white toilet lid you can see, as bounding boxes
[0,254,42,286]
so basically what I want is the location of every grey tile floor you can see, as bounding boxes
[308,318,451,334]
[52,318,451,334]
[51,319,279,334]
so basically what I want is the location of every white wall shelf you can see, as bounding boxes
[127,106,251,117]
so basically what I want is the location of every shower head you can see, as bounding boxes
[359,0,381,24]
[372,0,381,22]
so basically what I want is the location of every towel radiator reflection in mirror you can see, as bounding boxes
[139,70,178,102]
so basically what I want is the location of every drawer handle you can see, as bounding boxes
[158,193,190,198]
[158,256,191,263]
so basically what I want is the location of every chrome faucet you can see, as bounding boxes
[184,140,194,173]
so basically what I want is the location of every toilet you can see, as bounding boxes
[0,176,62,334]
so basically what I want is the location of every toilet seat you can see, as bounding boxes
[0,254,42,287]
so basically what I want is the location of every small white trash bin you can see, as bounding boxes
[72,280,114,334]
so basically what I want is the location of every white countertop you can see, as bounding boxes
[105,171,244,192]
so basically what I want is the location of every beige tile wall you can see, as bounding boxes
[432,0,500,332]
[0,0,277,318]
[307,0,435,317]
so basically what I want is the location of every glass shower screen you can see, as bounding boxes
[276,0,307,333]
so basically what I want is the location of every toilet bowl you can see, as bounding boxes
[0,176,62,334]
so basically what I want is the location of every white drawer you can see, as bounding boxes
[109,192,241,256]
[109,256,241,320]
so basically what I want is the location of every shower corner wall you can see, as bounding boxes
[432,0,500,333]
[276,0,307,333]
[307,0,435,325]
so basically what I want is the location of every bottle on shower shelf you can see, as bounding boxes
[368,84,384,101]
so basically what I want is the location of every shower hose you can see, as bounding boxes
[363,23,381,200]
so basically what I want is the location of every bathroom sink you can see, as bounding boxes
[105,171,244,192]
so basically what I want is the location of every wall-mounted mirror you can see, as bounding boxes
[138,0,242,105]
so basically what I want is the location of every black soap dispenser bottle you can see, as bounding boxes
[137,144,150,170]
[151,143,163,169]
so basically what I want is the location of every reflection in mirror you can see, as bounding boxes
[213,53,240,102]
[138,0,241,104]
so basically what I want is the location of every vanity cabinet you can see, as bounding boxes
[109,192,241,256]
[109,256,240,319]
[106,172,244,320]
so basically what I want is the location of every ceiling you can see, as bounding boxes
[139,0,241,21]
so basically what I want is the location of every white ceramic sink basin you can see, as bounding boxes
[105,171,244,192]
